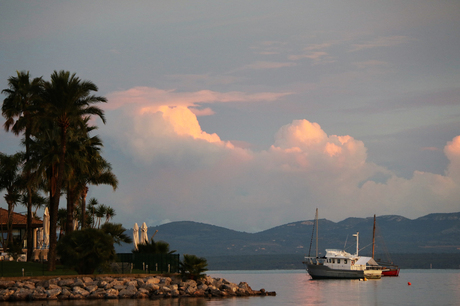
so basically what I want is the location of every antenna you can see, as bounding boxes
[343,234,349,250]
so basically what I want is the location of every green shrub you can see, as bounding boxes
[57,228,116,274]
[180,254,208,280]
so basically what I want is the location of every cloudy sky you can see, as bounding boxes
[1,1,460,232]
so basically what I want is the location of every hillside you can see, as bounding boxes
[116,212,460,259]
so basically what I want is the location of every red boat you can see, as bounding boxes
[371,215,400,277]
[381,266,400,276]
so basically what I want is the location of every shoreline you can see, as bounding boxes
[0,274,276,301]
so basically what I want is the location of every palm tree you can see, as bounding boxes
[0,152,24,249]
[133,238,176,254]
[180,254,208,280]
[100,222,132,245]
[64,120,117,233]
[40,70,107,271]
[2,71,44,261]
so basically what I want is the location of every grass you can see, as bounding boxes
[0,261,169,278]
[0,261,77,278]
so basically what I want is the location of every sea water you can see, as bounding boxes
[11,269,460,306]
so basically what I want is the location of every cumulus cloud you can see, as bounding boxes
[99,87,460,232]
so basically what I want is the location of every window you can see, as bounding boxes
[344,259,347,264]
[337,259,341,264]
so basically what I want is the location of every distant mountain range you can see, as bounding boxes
[116,212,460,259]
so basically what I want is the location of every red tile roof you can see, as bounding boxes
[0,208,43,228]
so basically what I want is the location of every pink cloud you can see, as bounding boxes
[105,87,292,112]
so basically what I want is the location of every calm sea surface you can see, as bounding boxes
[10,269,460,306]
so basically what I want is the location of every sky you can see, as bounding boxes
[1,1,460,232]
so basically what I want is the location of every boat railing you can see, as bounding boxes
[304,257,326,265]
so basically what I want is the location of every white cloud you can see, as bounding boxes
[100,93,460,231]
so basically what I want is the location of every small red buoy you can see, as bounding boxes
[408,282,411,286]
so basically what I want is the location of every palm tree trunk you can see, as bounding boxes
[48,165,58,271]
[66,187,75,234]
[25,129,34,262]
[6,199,13,249]
[81,186,88,229]
[48,125,67,271]
[26,186,33,261]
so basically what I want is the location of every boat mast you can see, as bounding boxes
[353,232,359,256]
[372,214,376,259]
[315,208,318,258]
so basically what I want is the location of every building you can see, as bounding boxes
[0,207,43,250]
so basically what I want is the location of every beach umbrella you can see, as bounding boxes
[37,228,43,249]
[43,207,50,248]
[73,219,78,230]
[133,223,139,251]
[141,222,148,244]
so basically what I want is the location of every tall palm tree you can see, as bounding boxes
[40,70,107,271]
[64,119,117,233]
[2,71,44,261]
[0,152,24,249]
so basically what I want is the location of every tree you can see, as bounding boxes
[40,70,107,271]
[2,71,44,261]
[0,152,24,249]
[56,228,116,274]
[180,254,208,280]
[57,222,130,274]
[132,238,176,254]
[100,222,132,245]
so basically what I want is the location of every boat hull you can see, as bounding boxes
[306,264,365,279]
[382,268,400,276]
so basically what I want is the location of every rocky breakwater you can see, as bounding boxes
[0,275,276,301]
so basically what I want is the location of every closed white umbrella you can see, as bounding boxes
[140,222,148,244]
[73,219,78,231]
[37,228,43,249]
[133,223,139,251]
[43,207,50,248]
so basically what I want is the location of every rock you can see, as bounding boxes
[134,291,149,299]
[145,277,160,285]
[22,282,36,290]
[46,288,62,298]
[58,288,71,299]
[221,283,237,292]
[10,288,32,301]
[119,286,137,298]
[141,283,160,291]
[58,278,75,287]
[159,277,171,285]
[105,288,119,299]
[0,281,15,289]
[0,289,14,301]
[138,287,149,294]
[82,277,93,283]
[73,286,90,296]
[193,289,206,297]
[88,290,105,299]
[85,285,98,293]
[0,275,274,302]
[113,284,125,290]
[30,291,47,300]
[97,280,108,288]
[125,280,138,287]
[71,280,85,288]
[48,284,60,290]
